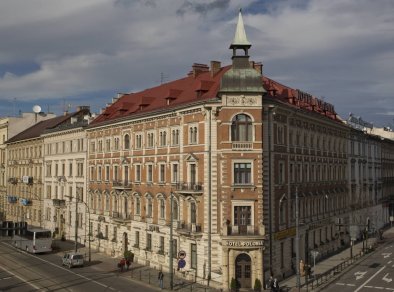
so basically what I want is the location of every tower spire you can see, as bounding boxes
[230,9,251,50]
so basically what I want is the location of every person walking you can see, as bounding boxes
[126,259,131,270]
[272,278,280,292]
[158,270,164,289]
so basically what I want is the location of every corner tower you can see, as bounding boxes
[220,9,266,94]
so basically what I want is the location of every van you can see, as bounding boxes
[62,252,84,268]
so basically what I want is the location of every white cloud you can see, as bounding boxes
[0,0,393,125]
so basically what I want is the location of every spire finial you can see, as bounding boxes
[231,9,251,48]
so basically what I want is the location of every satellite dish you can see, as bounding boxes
[32,105,42,113]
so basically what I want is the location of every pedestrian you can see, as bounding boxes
[158,270,164,289]
[266,275,273,290]
[126,259,131,270]
[119,258,126,272]
[300,259,305,276]
[272,278,280,292]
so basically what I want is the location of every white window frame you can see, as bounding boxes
[232,159,253,185]
[231,200,255,227]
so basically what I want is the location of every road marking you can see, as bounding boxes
[0,276,12,280]
[1,241,112,290]
[382,253,392,259]
[336,283,355,287]
[355,271,367,280]
[0,264,41,290]
[389,261,392,264]
[354,266,386,292]
[383,273,392,283]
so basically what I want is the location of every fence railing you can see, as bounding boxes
[308,244,376,289]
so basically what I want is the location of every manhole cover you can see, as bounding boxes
[369,263,380,268]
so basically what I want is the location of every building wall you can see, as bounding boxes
[42,128,88,244]
[263,100,350,280]
[6,138,44,227]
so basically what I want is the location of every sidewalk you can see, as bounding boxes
[278,227,394,292]
[53,240,219,292]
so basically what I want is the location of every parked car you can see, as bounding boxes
[62,252,84,268]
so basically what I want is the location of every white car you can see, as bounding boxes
[62,252,84,268]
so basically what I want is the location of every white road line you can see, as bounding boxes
[1,241,111,289]
[0,264,41,290]
[389,261,392,264]
[336,283,355,287]
[354,266,386,292]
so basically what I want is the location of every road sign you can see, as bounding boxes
[350,225,359,241]
[178,250,186,259]
[178,259,186,269]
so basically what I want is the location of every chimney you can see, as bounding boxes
[76,105,90,112]
[192,63,209,78]
[210,61,221,77]
[253,62,263,75]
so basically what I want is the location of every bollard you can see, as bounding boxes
[139,270,141,280]
[148,270,150,284]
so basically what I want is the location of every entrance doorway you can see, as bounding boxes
[123,232,128,254]
[235,253,252,288]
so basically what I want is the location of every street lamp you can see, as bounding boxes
[267,105,276,276]
[169,191,174,290]
[295,186,300,291]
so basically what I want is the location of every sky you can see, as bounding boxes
[0,0,393,127]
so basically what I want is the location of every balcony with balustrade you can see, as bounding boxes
[232,142,253,151]
[176,221,203,238]
[111,211,131,223]
[112,180,133,190]
[174,182,203,195]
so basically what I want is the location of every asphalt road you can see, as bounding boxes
[0,238,159,292]
[324,240,394,291]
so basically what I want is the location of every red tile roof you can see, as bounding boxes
[91,64,339,126]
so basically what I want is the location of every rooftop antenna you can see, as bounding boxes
[160,72,168,84]
[13,98,16,117]
[32,105,42,123]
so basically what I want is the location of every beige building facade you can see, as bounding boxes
[41,110,89,244]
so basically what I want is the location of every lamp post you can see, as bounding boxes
[75,194,78,253]
[295,186,300,291]
[169,191,174,290]
[267,105,276,276]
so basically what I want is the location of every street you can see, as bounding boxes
[0,238,159,292]
[324,236,394,291]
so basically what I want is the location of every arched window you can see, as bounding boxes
[172,199,178,220]
[231,114,252,141]
[160,198,165,219]
[105,195,110,211]
[124,134,130,149]
[147,197,153,218]
[135,197,141,215]
[190,202,196,224]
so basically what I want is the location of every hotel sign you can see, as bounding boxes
[224,240,264,248]
[274,227,296,240]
